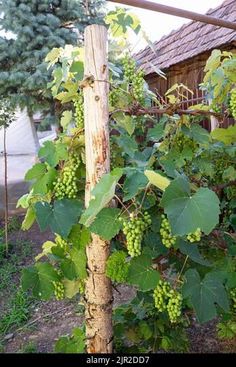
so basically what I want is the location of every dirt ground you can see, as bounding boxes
[1,217,236,354]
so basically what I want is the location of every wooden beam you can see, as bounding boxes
[109,0,236,31]
[84,24,113,353]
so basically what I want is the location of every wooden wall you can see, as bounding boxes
[145,47,236,131]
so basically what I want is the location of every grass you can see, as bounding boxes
[20,341,37,353]
[0,224,35,339]
[0,288,32,334]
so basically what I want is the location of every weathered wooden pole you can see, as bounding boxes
[83,25,113,353]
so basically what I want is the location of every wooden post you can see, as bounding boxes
[83,25,113,353]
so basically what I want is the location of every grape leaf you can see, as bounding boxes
[178,240,211,266]
[182,269,229,323]
[68,224,91,249]
[123,171,148,201]
[89,208,122,240]
[116,135,138,158]
[55,328,85,353]
[161,176,220,235]
[22,263,59,300]
[21,207,36,231]
[145,170,171,191]
[147,123,165,142]
[127,254,160,291]
[113,112,135,135]
[80,168,123,227]
[25,163,46,181]
[38,141,68,167]
[211,125,236,145]
[61,110,72,130]
[35,199,83,238]
[182,124,210,145]
[61,248,87,281]
[63,279,83,299]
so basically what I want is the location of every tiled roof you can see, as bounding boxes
[135,0,236,74]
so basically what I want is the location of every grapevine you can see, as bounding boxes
[153,280,182,323]
[55,234,68,251]
[123,55,145,104]
[230,289,236,312]
[53,154,80,199]
[106,251,130,283]
[160,214,177,248]
[229,88,236,120]
[121,211,152,257]
[173,132,197,152]
[186,228,201,243]
[74,94,84,129]
[53,281,65,300]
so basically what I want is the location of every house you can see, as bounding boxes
[135,0,236,130]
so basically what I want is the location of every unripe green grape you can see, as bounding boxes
[230,289,236,311]
[53,154,80,199]
[55,234,68,251]
[73,94,84,129]
[121,211,152,257]
[53,281,65,300]
[187,228,201,243]
[153,280,182,323]
[229,89,236,120]
[160,214,177,248]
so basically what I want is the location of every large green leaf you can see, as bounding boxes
[161,177,220,235]
[211,125,236,145]
[123,171,148,201]
[35,199,83,238]
[68,224,91,249]
[89,208,122,240]
[182,124,210,145]
[25,163,57,194]
[182,269,229,323]
[178,240,211,267]
[145,170,170,191]
[116,135,138,158]
[113,112,135,135]
[22,263,59,300]
[127,254,159,291]
[55,327,85,353]
[38,141,68,167]
[80,168,123,227]
[147,123,165,142]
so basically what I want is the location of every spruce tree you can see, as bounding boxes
[0,0,105,122]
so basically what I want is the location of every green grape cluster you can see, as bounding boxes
[229,88,236,120]
[109,88,120,108]
[211,102,221,113]
[123,55,144,104]
[55,234,68,251]
[74,94,84,129]
[53,154,80,199]
[187,228,201,243]
[153,280,182,323]
[121,212,152,257]
[160,214,177,248]
[106,251,130,283]
[78,280,85,295]
[230,289,236,311]
[53,281,65,300]
[173,132,197,152]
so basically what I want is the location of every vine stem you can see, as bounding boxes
[3,126,8,256]
[139,183,150,211]
[114,194,131,216]
[175,255,189,287]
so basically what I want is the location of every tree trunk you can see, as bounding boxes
[83,25,113,353]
